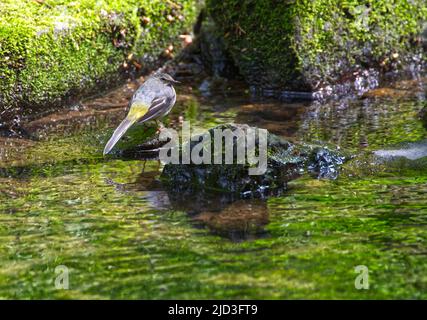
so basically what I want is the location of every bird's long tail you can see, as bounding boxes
[103,117,136,155]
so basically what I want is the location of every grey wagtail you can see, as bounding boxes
[103,72,179,155]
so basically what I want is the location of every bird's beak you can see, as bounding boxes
[170,78,180,84]
[103,117,137,155]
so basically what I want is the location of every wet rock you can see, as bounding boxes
[160,123,348,197]
[374,140,427,161]
[120,134,170,159]
[420,106,427,129]
[344,139,427,177]
[422,23,427,52]
[307,147,347,179]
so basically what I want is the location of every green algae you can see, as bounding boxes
[1,162,426,299]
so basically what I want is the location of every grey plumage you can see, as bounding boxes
[103,72,178,155]
[131,73,177,121]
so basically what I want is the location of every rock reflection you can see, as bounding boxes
[167,189,270,241]
[235,102,308,137]
[108,165,271,241]
[192,199,269,241]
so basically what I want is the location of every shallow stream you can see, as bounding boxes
[0,75,426,299]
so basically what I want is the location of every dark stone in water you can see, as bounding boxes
[307,147,347,179]
[120,135,169,159]
[420,106,427,129]
[160,124,348,197]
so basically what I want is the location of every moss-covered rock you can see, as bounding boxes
[0,0,200,127]
[160,124,348,196]
[206,0,427,95]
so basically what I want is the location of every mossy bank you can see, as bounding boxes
[0,0,199,127]
[206,0,427,95]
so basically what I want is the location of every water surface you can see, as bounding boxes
[0,76,426,299]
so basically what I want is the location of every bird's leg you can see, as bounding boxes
[142,160,147,173]
[155,120,165,134]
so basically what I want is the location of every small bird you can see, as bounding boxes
[103,72,179,155]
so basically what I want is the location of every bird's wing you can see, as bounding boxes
[137,96,171,123]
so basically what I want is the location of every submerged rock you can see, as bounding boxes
[343,139,427,178]
[160,123,347,197]
[372,139,427,174]
[420,106,427,129]
[374,140,427,161]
